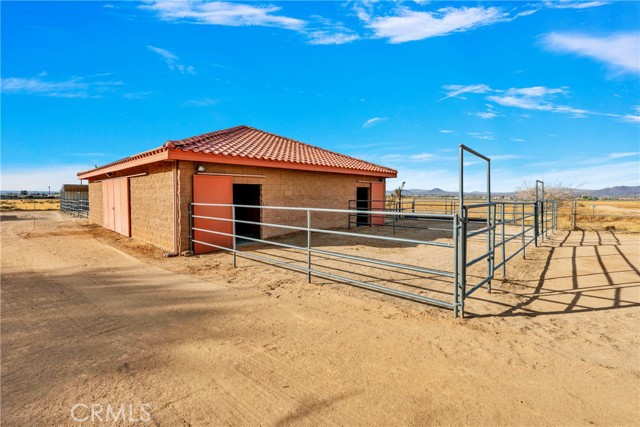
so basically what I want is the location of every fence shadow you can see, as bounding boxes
[472,230,640,318]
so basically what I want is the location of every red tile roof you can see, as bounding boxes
[164,125,396,175]
[78,125,396,178]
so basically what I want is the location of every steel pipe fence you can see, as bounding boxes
[189,198,557,318]
[191,203,461,311]
[188,145,557,318]
[60,199,89,218]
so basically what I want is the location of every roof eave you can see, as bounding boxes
[167,150,397,178]
[77,150,170,180]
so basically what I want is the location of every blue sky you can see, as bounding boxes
[2,0,639,192]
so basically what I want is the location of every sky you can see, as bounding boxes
[2,0,639,192]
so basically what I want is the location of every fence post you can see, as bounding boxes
[534,202,539,247]
[232,205,237,268]
[189,203,194,253]
[307,209,312,283]
[460,209,468,318]
[522,203,526,259]
[572,200,577,230]
[501,203,506,279]
[453,214,459,318]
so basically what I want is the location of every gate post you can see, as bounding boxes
[534,202,539,247]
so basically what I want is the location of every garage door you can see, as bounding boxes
[193,175,233,254]
[102,178,130,237]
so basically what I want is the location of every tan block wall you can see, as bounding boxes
[88,160,386,253]
[177,161,384,251]
[87,162,176,252]
[129,163,175,251]
[88,182,103,225]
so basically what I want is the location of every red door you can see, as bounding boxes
[102,178,130,236]
[370,182,386,226]
[193,175,233,254]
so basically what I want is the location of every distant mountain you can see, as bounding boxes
[576,186,640,198]
[387,185,640,198]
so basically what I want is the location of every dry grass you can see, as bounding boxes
[557,200,640,232]
[0,199,60,211]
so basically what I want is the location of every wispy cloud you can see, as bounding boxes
[468,132,494,140]
[443,83,639,124]
[490,154,524,161]
[410,153,436,161]
[183,97,218,107]
[363,117,387,128]
[307,30,359,45]
[440,129,455,133]
[147,46,195,74]
[511,137,525,142]
[440,84,491,101]
[1,75,123,98]
[142,1,357,46]
[608,152,639,159]
[476,111,498,119]
[544,1,609,9]
[123,91,152,100]
[365,6,506,43]
[542,32,640,75]
[142,1,305,30]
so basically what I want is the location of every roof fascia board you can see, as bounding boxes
[77,151,170,180]
[167,150,397,178]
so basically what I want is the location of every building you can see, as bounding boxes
[77,125,397,254]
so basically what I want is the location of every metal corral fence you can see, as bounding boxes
[60,199,89,218]
[60,184,89,218]
[557,200,639,232]
[188,145,558,318]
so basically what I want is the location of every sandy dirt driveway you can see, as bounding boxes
[1,211,639,426]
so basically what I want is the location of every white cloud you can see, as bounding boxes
[440,83,491,100]
[542,32,640,75]
[608,152,639,159]
[490,154,524,161]
[363,117,386,128]
[440,129,455,133]
[487,94,554,111]
[476,111,498,119]
[511,138,525,142]
[147,45,195,74]
[544,1,609,9]
[183,97,218,107]
[142,1,305,30]
[1,165,91,191]
[123,91,152,99]
[619,114,640,123]
[307,31,359,45]
[468,132,494,140]
[366,6,505,43]
[444,83,640,125]
[1,75,123,98]
[410,153,436,161]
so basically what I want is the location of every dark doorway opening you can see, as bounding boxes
[356,186,370,227]
[233,184,261,240]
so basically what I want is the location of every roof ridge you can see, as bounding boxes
[240,125,396,172]
[166,125,248,148]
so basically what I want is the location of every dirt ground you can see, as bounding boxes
[2,211,639,426]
